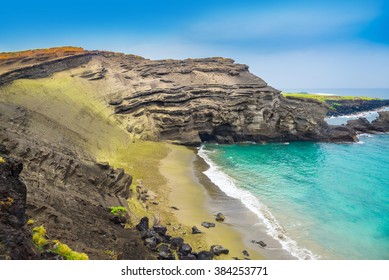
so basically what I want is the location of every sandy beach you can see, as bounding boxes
[159,144,265,260]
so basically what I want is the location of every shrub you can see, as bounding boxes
[53,240,89,260]
[32,225,48,249]
[109,206,127,216]
[32,225,89,260]
[0,157,5,163]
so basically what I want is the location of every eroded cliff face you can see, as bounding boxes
[0,103,154,260]
[1,48,357,144]
[87,54,356,144]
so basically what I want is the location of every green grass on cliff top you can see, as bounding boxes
[282,92,379,102]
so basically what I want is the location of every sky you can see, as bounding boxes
[1,0,388,89]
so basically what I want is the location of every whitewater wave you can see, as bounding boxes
[358,133,374,138]
[325,106,389,121]
[198,146,318,260]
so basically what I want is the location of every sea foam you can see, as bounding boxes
[198,146,318,260]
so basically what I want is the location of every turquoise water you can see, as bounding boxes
[200,135,389,259]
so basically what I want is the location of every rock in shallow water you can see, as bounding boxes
[242,250,250,257]
[215,212,225,222]
[258,241,267,247]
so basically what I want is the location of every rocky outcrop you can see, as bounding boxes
[347,111,389,134]
[0,146,38,260]
[0,53,95,86]
[326,99,389,116]
[107,56,357,144]
[0,103,153,259]
[371,111,389,131]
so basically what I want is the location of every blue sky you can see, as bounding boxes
[1,0,388,88]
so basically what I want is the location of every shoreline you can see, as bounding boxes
[159,144,264,260]
[196,146,305,260]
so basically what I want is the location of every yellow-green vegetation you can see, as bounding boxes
[109,206,127,216]
[27,219,35,225]
[0,157,5,164]
[32,225,89,260]
[32,225,48,249]
[281,92,379,103]
[52,240,89,260]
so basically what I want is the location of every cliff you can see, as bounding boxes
[1,48,358,145]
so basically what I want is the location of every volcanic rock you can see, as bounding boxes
[201,222,216,228]
[195,251,214,260]
[170,237,184,250]
[0,149,38,260]
[210,245,229,256]
[191,226,202,234]
[215,212,225,222]
[178,243,193,256]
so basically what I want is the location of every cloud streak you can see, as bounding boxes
[189,4,378,42]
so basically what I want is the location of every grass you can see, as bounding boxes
[109,206,127,216]
[282,92,379,103]
[32,225,89,260]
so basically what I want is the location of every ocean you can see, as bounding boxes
[198,89,389,260]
